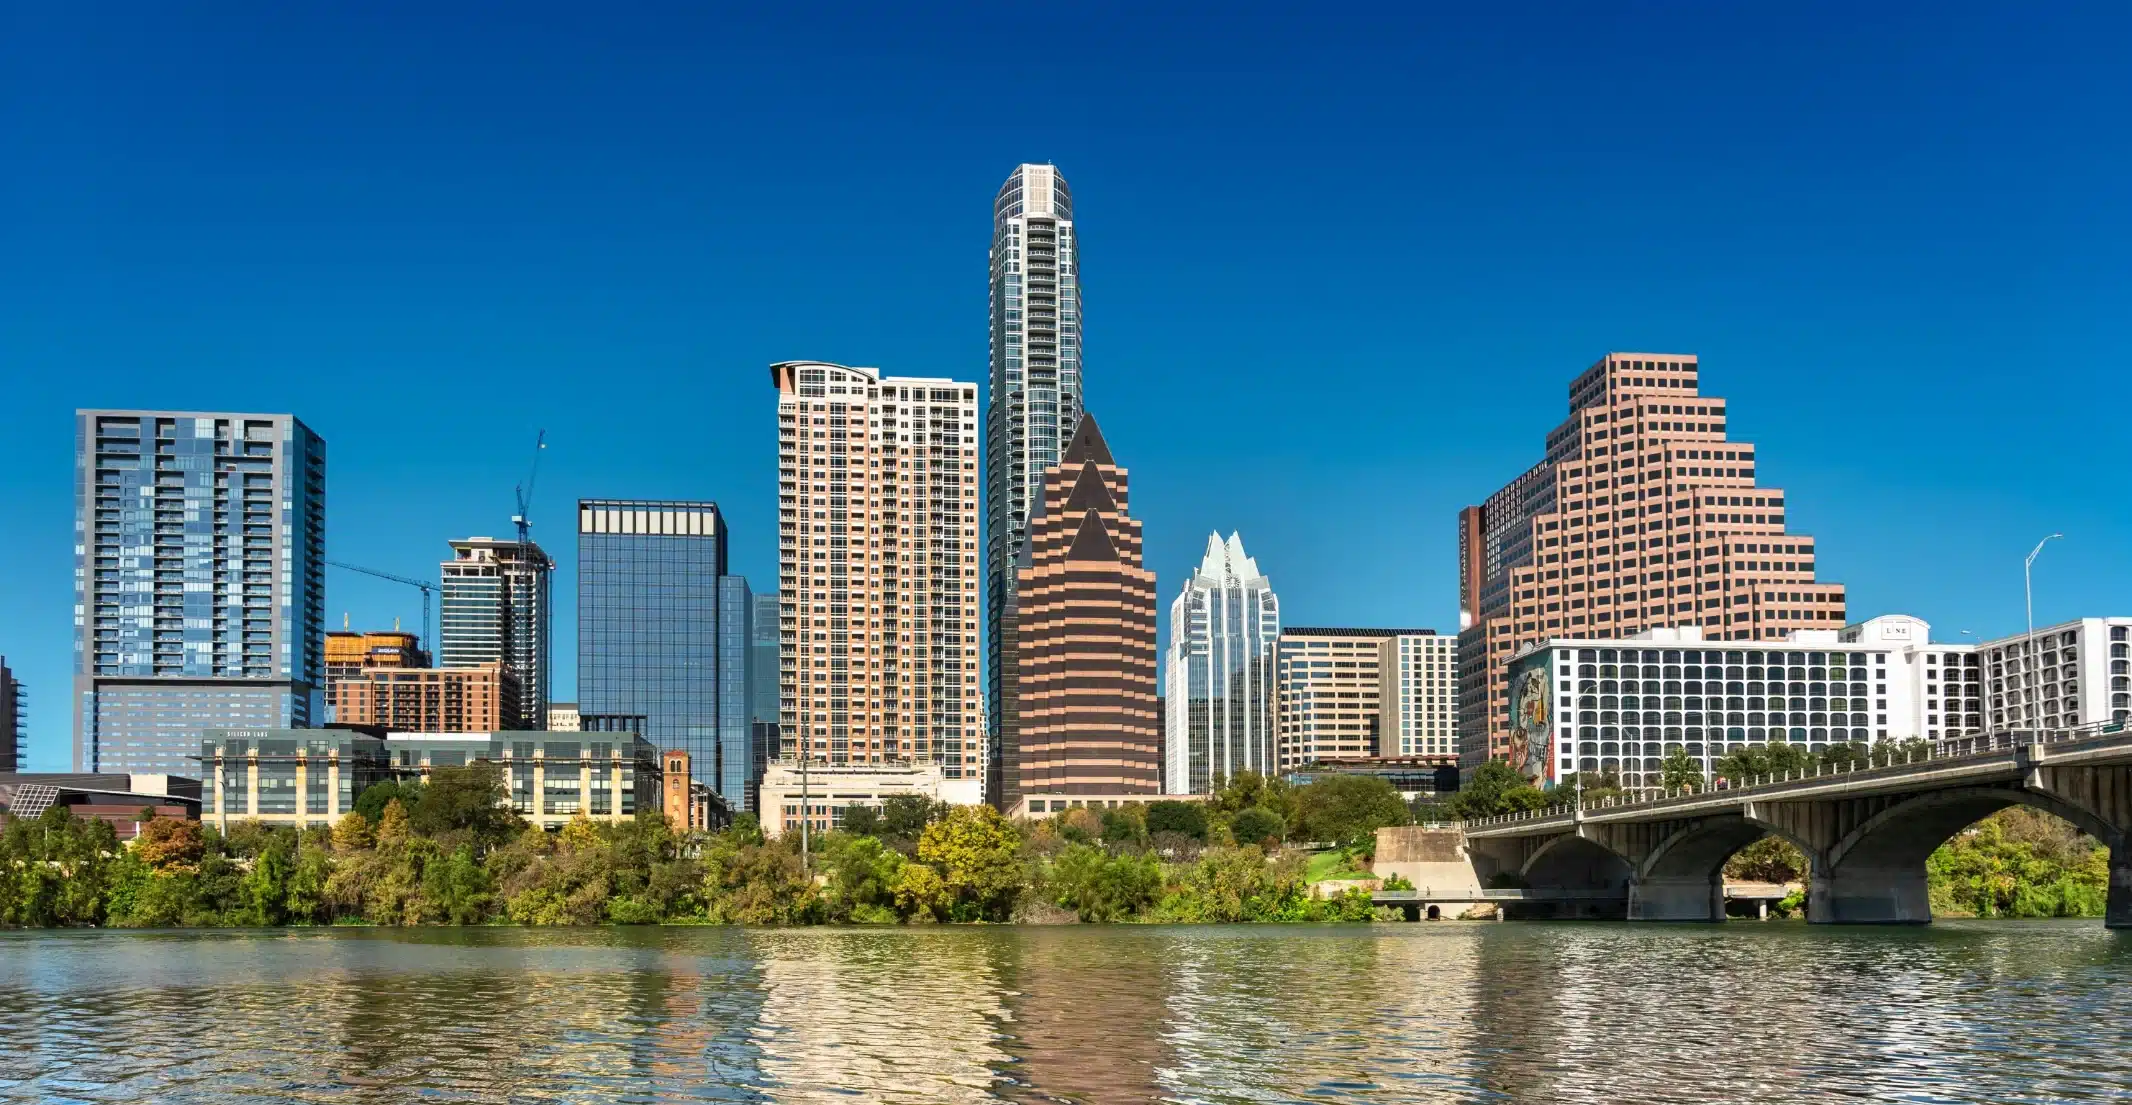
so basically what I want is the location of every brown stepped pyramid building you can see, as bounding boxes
[1457,353,1846,789]
[1004,414,1160,812]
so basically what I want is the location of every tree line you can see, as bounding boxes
[0,765,1401,928]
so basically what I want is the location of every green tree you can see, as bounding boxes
[915,805,1023,922]
[376,799,413,848]
[354,779,424,824]
[409,762,520,846]
[1291,775,1409,844]
[1231,806,1285,847]
[878,794,947,843]
[136,816,205,873]
[1659,748,1704,793]
[816,833,907,923]
[330,810,376,853]
[285,842,335,923]
[1206,770,1297,826]
[422,843,494,924]
[1556,770,1626,805]
[840,804,883,838]
[1724,836,1808,883]
[701,832,815,925]
[1443,762,1553,818]
[1145,800,1208,841]
[1713,742,1813,784]
[1049,843,1161,922]
[1099,805,1147,847]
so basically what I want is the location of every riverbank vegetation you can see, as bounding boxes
[2,753,2109,926]
[0,765,1385,928]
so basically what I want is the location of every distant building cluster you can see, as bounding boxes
[21,164,2125,836]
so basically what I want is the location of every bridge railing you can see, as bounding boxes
[1460,720,2129,830]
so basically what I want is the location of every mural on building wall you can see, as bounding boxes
[1508,653,1555,785]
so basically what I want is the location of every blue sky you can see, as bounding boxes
[4,4,2127,770]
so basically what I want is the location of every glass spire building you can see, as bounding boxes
[576,500,760,810]
[985,163,1083,780]
[73,410,326,774]
[1162,533,1281,795]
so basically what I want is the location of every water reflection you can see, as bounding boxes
[0,923,2125,1104]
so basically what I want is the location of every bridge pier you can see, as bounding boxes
[1810,861,1931,925]
[1627,875,1725,922]
[2110,845,2131,930]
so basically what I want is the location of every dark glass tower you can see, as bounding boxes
[577,500,759,811]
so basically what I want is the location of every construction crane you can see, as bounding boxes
[512,430,547,549]
[326,560,437,657]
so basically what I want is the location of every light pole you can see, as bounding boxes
[2024,534,2064,733]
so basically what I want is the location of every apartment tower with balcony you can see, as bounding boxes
[1455,354,1845,787]
[986,164,1083,791]
[774,361,985,783]
[73,411,326,774]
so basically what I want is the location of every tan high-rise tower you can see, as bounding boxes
[1456,353,1846,787]
[1006,415,1158,810]
[773,361,985,783]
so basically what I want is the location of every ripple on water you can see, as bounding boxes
[0,922,2125,1104]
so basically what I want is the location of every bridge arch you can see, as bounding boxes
[1829,785,2122,874]
[1638,814,1816,885]
[1520,832,1634,892]
[1819,785,2125,924]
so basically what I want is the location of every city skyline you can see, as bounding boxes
[5,9,2130,772]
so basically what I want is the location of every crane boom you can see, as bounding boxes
[512,430,547,547]
[326,560,438,659]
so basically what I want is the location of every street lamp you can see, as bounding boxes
[2024,533,2064,733]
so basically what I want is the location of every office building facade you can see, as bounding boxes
[1456,354,1846,785]
[774,361,984,782]
[1163,533,1281,794]
[1275,628,1454,770]
[576,499,758,809]
[330,662,522,733]
[1008,415,1158,809]
[546,702,580,731]
[73,410,326,774]
[439,536,551,729]
[986,164,1084,765]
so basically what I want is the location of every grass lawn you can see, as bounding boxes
[1303,848,1373,884]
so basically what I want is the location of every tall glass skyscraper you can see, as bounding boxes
[576,500,759,810]
[1162,533,1281,795]
[986,164,1083,779]
[73,410,326,774]
[439,536,551,729]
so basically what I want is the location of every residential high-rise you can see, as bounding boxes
[73,410,326,774]
[1274,628,1456,770]
[439,536,551,729]
[0,657,21,773]
[1163,533,1281,794]
[1975,617,2132,733]
[774,361,984,786]
[1456,353,1846,787]
[330,662,522,732]
[1008,414,1158,810]
[986,164,1083,775]
[576,500,758,810]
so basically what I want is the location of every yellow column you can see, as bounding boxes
[246,754,260,818]
[328,755,341,820]
[294,756,308,829]
[579,759,592,820]
[213,753,227,832]
[609,757,624,823]
[532,753,546,826]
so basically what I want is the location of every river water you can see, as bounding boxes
[0,922,2125,1103]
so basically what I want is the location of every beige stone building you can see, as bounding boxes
[1275,628,1455,769]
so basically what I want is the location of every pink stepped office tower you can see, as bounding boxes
[1456,353,1847,787]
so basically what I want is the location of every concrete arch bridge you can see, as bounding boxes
[1462,727,2132,926]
